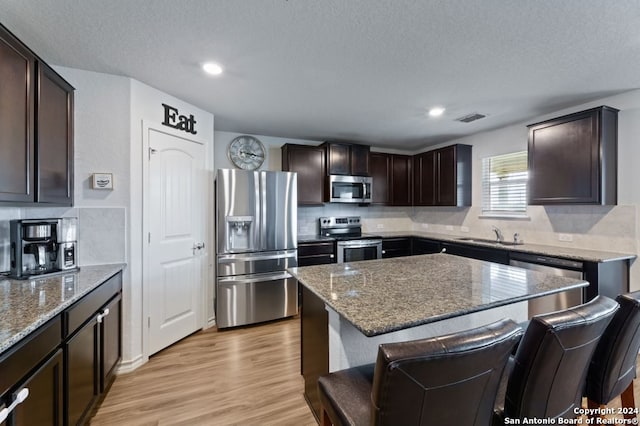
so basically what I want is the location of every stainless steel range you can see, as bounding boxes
[319,216,382,263]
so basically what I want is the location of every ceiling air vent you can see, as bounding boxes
[455,113,486,123]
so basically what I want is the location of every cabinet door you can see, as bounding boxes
[326,143,350,175]
[527,108,615,205]
[12,349,63,426]
[413,151,435,206]
[441,242,509,264]
[100,295,122,393]
[382,237,411,258]
[36,62,74,205]
[281,144,325,205]
[350,144,370,176]
[412,238,441,255]
[66,318,99,426]
[370,152,390,204]
[436,146,456,205]
[390,155,412,206]
[0,26,35,203]
[298,242,335,266]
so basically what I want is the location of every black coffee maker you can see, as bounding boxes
[9,218,78,279]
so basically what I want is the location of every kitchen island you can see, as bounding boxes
[289,253,588,420]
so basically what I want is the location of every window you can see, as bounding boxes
[481,151,528,216]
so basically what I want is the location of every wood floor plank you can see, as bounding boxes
[90,317,316,426]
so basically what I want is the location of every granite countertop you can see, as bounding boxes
[0,264,125,354]
[289,253,587,337]
[375,231,636,263]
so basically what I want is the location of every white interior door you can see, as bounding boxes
[147,127,205,356]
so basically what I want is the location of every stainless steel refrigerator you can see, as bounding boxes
[215,169,298,328]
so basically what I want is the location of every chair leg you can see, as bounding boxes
[320,405,333,426]
[586,399,605,420]
[621,381,636,421]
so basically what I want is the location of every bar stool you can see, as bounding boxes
[585,291,640,421]
[317,318,523,426]
[493,295,619,423]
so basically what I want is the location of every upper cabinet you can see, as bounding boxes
[37,62,74,205]
[369,152,412,206]
[414,144,472,206]
[0,25,35,203]
[0,24,74,206]
[528,106,618,205]
[322,142,370,176]
[281,144,325,205]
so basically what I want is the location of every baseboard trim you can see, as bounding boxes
[116,354,145,374]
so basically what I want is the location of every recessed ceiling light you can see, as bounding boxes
[203,62,223,76]
[428,107,445,117]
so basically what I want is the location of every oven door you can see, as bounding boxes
[336,239,382,263]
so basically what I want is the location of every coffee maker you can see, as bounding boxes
[9,218,78,279]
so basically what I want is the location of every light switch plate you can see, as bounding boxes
[446,225,454,231]
[558,233,573,242]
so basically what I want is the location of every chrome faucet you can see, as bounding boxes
[492,226,504,243]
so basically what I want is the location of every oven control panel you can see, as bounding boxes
[319,216,360,229]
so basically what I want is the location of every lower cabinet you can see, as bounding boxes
[0,271,122,426]
[12,349,64,426]
[441,242,510,265]
[65,272,122,425]
[298,241,336,266]
[382,237,411,258]
[411,237,441,255]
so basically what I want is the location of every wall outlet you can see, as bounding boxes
[446,225,454,231]
[460,226,470,233]
[558,233,573,242]
[376,224,384,229]
[421,223,429,229]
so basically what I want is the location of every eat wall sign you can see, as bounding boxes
[162,103,197,135]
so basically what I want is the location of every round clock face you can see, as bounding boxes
[228,136,266,170]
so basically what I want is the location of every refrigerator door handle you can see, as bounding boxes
[217,271,293,284]
[218,250,297,263]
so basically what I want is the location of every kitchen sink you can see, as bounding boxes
[456,237,523,246]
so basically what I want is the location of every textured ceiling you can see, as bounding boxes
[1,0,639,149]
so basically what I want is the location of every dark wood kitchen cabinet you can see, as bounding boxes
[64,271,122,425]
[0,24,74,206]
[36,62,74,205]
[441,242,509,265]
[382,237,411,258]
[411,237,441,255]
[369,153,412,206]
[414,144,472,206]
[282,144,325,205]
[527,106,618,205]
[390,154,412,206]
[0,24,35,203]
[298,241,336,266]
[370,152,391,204]
[322,142,370,176]
[0,317,62,426]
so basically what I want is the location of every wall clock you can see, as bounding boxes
[227,135,266,170]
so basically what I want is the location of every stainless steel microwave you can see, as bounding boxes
[328,175,372,203]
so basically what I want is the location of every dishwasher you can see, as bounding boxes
[509,252,584,318]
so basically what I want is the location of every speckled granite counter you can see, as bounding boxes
[0,264,125,354]
[290,253,587,337]
[376,231,636,263]
[298,234,335,243]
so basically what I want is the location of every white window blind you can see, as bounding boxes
[482,151,528,216]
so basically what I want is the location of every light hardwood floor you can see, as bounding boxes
[90,317,316,426]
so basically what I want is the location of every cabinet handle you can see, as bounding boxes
[96,307,110,324]
[440,248,447,253]
[329,254,335,259]
[0,388,29,423]
[382,250,386,254]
